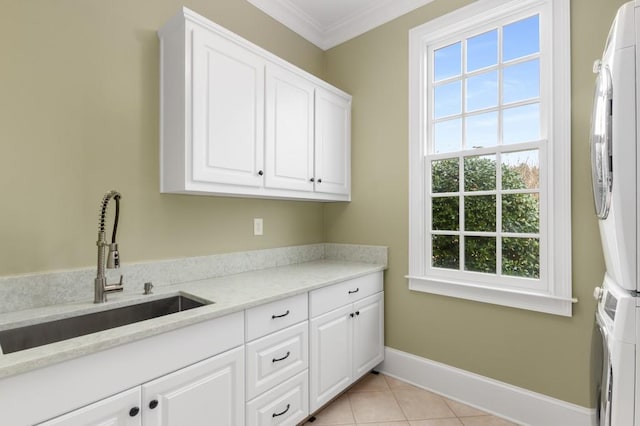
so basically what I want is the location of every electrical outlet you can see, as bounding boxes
[253,218,263,236]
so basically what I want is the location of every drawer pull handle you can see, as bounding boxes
[272,404,291,418]
[348,288,359,294]
[272,351,291,363]
[272,310,290,319]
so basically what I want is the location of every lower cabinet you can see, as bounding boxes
[31,271,384,426]
[38,387,141,426]
[39,346,244,426]
[244,294,310,425]
[309,273,384,413]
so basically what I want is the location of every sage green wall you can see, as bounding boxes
[0,0,623,409]
[323,0,624,408]
[0,0,326,276]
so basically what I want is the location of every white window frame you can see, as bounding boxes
[407,0,574,316]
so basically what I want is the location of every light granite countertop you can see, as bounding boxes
[0,259,385,380]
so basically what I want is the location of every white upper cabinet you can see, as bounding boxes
[191,26,265,188]
[314,88,351,196]
[158,8,351,201]
[265,65,315,192]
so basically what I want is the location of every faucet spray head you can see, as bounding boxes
[107,243,120,269]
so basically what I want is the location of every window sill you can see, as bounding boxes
[406,275,576,316]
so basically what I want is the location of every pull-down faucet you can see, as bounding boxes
[94,190,124,303]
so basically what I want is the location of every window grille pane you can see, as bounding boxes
[434,118,462,153]
[501,150,539,189]
[432,197,460,230]
[464,195,496,232]
[466,71,498,112]
[503,59,540,104]
[502,237,540,278]
[434,81,462,118]
[464,236,496,273]
[502,193,539,233]
[434,42,462,81]
[467,29,498,72]
[503,15,540,62]
[502,103,540,144]
[432,235,460,269]
[432,158,460,193]
[466,111,498,148]
[464,155,496,191]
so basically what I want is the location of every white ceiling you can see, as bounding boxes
[247,0,435,50]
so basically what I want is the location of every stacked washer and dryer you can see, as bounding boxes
[592,2,640,425]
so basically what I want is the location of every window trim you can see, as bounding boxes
[407,0,574,316]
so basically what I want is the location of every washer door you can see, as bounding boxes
[590,62,613,219]
[596,315,612,426]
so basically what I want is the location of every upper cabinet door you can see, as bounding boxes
[314,88,351,196]
[264,65,315,192]
[191,26,265,187]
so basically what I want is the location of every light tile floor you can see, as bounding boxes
[302,373,519,426]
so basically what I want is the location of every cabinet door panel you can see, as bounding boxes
[246,322,308,400]
[246,370,308,426]
[192,26,264,187]
[38,388,141,426]
[309,305,352,412]
[142,346,244,426]
[265,65,315,192]
[353,293,384,379]
[314,88,351,196]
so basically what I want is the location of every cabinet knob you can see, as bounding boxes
[350,313,354,318]
[149,399,159,410]
[258,170,264,176]
[356,311,360,316]
[317,178,322,183]
[310,177,315,182]
[129,407,140,417]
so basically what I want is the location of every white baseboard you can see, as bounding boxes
[378,347,597,426]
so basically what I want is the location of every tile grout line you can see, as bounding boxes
[382,372,411,423]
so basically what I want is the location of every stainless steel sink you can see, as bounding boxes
[0,295,208,354]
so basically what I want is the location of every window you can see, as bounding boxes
[408,0,573,316]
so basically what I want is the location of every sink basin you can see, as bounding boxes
[0,295,208,355]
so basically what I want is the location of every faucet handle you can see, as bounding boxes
[105,275,124,294]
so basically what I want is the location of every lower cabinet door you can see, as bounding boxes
[38,387,142,426]
[141,346,244,426]
[309,304,352,412]
[353,292,384,378]
[246,370,308,426]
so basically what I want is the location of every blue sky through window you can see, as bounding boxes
[503,15,540,61]
[432,14,540,152]
[467,30,497,72]
[434,42,461,81]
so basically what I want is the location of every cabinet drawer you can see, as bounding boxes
[246,322,308,400]
[246,370,308,426]
[309,272,383,317]
[246,293,308,341]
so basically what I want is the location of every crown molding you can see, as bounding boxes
[247,0,436,50]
